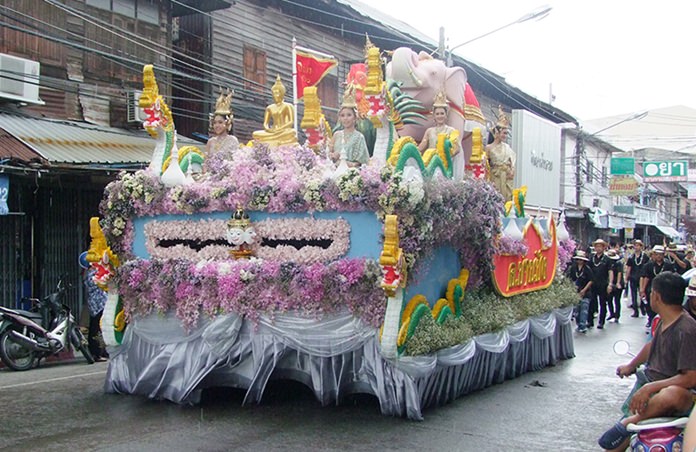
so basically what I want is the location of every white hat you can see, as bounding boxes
[606,249,620,260]
[686,277,696,297]
[592,238,608,247]
[652,245,665,254]
[573,250,590,261]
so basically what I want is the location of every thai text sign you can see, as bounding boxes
[492,219,557,297]
[611,157,635,175]
[609,175,639,196]
[642,160,688,182]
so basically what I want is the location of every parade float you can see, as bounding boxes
[86,40,578,420]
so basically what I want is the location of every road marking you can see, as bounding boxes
[0,369,107,390]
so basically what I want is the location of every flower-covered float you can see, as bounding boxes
[89,42,578,420]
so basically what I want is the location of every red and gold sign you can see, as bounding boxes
[492,218,557,297]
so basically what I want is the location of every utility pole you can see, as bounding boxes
[676,183,681,235]
[575,128,584,206]
[438,27,446,60]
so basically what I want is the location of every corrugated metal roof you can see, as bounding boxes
[336,0,438,49]
[0,114,202,165]
[0,127,44,162]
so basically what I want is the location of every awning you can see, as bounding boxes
[589,208,609,229]
[654,224,680,239]
[0,113,201,166]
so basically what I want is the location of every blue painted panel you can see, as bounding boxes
[132,211,382,260]
[404,246,461,307]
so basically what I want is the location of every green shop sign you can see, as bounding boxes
[611,157,635,175]
[642,160,688,182]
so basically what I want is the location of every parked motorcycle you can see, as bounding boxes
[613,340,689,452]
[0,279,94,371]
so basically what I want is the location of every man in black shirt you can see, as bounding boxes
[640,245,676,326]
[666,243,691,275]
[590,238,612,329]
[606,249,623,323]
[624,239,647,317]
[568,250,594,333]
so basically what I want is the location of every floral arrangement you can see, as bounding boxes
[143,217,351,264]
[404,278,579,356]
[117,257,384,331]
[557,238,577,274]
[495,235,529,257]
[101,142,502,284]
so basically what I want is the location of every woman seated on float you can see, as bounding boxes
[417,90,460,156]
[329,88,369,167]
[252,75,297,146]
[206,89,239,155]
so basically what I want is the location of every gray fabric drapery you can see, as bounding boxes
[105,306,574,420]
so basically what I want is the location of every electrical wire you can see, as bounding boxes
[40,0,269,95]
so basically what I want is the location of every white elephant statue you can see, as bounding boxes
[386,48,476,172]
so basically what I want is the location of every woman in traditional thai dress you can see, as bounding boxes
[329,88,369,168]
[417,90,463,179]
[206,88,239,155]
[486,107,515,201]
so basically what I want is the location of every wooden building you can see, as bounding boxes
[174,0,575,142]
[0,0,228,311]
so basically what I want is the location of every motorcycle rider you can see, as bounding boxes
[598,271,696,450]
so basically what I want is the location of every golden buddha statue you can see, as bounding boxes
[252,75,298,146]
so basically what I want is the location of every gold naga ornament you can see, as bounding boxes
[85,217,120,290]
[379,215,407,297]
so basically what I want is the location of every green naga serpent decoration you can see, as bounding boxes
[350,40,460,180]
[139,65,204,177]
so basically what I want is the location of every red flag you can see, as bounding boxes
[295,48,337,100]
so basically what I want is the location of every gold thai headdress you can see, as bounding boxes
[494,105,511,130]
[214,87,233,117]
[341,85,358,109]
[433,89,448,109]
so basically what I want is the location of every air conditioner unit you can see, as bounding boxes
[126,90,146,123]
[0,54,44,105]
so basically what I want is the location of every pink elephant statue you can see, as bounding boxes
[386,47,473,171]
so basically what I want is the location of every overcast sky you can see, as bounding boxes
[371,0,696,123]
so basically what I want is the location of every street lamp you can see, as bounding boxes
[445,5,552,66]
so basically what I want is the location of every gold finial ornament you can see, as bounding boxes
[364,33,375,53]
[433,89,448,109]
[214,87,233,117]
[272,74,286,97]
[341,85,358,110]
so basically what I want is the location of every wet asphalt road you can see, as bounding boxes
[0,306,649,451]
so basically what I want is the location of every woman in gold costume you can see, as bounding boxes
[417,90,464,178]
[486,107,516,201]
[206,88,239,155]
[252,75,297,146]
